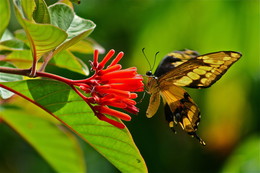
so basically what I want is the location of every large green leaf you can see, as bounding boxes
[0,0,10,38]
[0,79,147,172]
[13,0,68,60]
[1,108,86,173]
[48,3,96,55]
[0,62,23,99]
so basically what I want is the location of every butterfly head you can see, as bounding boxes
[146,70,153,76]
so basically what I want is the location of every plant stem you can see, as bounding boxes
[39,51,54,72]
[0,67,31,76]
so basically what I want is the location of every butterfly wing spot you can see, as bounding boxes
[198,66,212,71]
[173,76,193,86]
[211,69,222,75]
[203,59,225,65]
[169,52,183,59]
[169,121,177,134]
[193,68,206,75]
[200,78,208,85]
[181,117,194,132]
[231,52,241,58]
[205,72,212,78]
[223,56,231,61]
[187,72,200,80]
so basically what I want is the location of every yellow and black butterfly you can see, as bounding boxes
[145,49,242,146]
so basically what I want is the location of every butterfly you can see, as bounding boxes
[145,49,242,146]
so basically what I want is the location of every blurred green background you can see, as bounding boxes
[2,0,259,172]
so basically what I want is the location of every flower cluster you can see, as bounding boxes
[75,49,144,129]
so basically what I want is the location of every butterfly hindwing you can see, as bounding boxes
[160,83,205,145]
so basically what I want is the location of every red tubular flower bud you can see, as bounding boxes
[99,70,137,81]
[101,100,127,108]
[123,104,139,114]
[93,49,99,68]
[96,113,125,129]
[129,93,138,99]
[96,106,131,121]
[122,98,137,106]
[98,64,122,75]
[95,85,111,91]
[79,85,91,92]
[107,76,143,84]
[107,51,124,68]
[110,83,144,92]
[98,49,115,70]
[97,88,130,98]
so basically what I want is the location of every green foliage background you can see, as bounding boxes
[2,0,259,172]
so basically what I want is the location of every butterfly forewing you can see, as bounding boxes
[158,51,241,88]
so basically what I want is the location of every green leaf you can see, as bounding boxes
[13,0,68,60]
[33,0,51,24]
[48,3,74,31]
[1,108,86,173]
[0,62,23,99]
[50,50,88,75]
[68,38,105,54]
[21,0,36,21]
[0,39,29,51]
[0,79,147,172]
[48,3,96,55]
[0,0,10,38]
[14,29,29,42]
[0,30,13,42]
[5,50,34,69]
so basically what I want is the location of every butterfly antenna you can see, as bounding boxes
[151,51,159,71]
[142,48,152,70]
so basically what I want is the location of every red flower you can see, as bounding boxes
[75,49,144,129]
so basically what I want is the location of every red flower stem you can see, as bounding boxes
[36,71,74,84]
[71,72,97,83]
